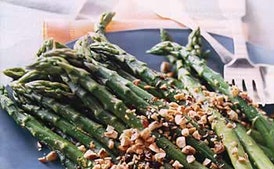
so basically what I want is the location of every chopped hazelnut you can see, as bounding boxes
[192,131,202,140]
[78,145,87,152]
[45,151,58,162]
[84,150,98,160]
[149,143,161,153]
[182,145,196,155]
[38,156,47,163]
[181,128,190,137]
[176,136,186,148]
[132,79,141,86]
[108,139,115,149]
[172,160,184,168]
[203,158,211,166]
[160,61,171,73]
[174,93,186,101]
[90,141,96,149]
[140,128,151,140]
[148,121,162,131]
[186,155,196,163]
[98,148,108,158]
[154,152,166,162]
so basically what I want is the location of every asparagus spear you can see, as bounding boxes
[235,124,274,169]
[152,29,274,167]
[19,101,116,159]
[61,75,127,133]
[53,54,226,168]
[28,56,144,129]
[148,40,274,155]
[0,86,93,168]
[11,83,120,156]
[3,67,27,80]
[24,80,74,99]
[177,62,251,169]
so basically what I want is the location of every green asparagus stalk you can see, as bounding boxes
[11,83,120,156]
[234,124,274,169]
[0,86,93,168]
[57,152,78,169]
[148,40,274,155]
[247,129,266,145]
[28,55,210,168]
[28,56,144,129]
[20,102,116,159]
[3,67,27,80]
[53,52,225,168]
[24,80,74,99]
[36,38,68,57]
[164,57,250,169]
[152,29,274,167]
[61,75,126,133]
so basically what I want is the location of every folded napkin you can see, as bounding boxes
[43,0,233,43]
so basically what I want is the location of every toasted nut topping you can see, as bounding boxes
[92,164,101,169]
[231,147,238,155]
[154,152,166,162]
[227,110,238,121]
[231,86,240,97]
[188,127,197,134]
[176,136,186,148]
[108,139,115,149]
[181,128,190,137]
[213,142,225,154]
[169,102,179,108]
[238,154,249,163]
[160,84,167,90]
[160,61,171,73]
[148,121,162,131]
[174,93,186,101]
[172,160,184,168]
[202,158,211,166]
[89,141,96,149]
[186,155,196,163]
[132,79,141,86]
[166,72,174,77]
[192,131,202,140]
[226,122,236,128]
[140,128,151,140]
[210,162,219,169]
[38,156,47,163]
[175,114,183,125]
[207,115,215,123]
[46,151,58,162]
[104,125,118,139]
[159,109,168,117]
[84,150,98,160]
[144,85,152,89]
[149,143,161,153]
[146,136,156,144]
[98,148,108,158]
[182,145,196,155]
[78,145,87,152]
[120,136,132,147]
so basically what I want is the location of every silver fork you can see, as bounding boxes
[220,0,265,104]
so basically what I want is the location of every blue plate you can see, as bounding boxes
[0,29,273,169]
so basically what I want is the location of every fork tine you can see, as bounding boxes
[253,80,266,105]
[244,80,255,101]
[233,79,244,91]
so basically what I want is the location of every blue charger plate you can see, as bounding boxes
[0,29,273,169]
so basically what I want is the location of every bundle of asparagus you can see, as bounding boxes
[1,12,273,169]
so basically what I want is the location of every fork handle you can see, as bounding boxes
[231,19,250,60]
